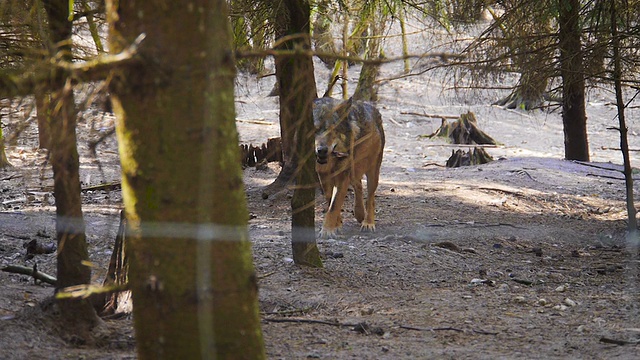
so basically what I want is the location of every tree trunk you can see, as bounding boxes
[273,0,322,267]
[312,0,337,69]
[609,0,637,232]
[42,0,100,341]
[106,1,264,358]
[96,210,131,316]
[353,10,385,102]
[35,85,51,149]
[558,0,590,161]
[0,121,10,168]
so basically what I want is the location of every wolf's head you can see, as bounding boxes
[313,98,353,164]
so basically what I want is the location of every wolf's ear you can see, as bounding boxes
[335,97,354,119]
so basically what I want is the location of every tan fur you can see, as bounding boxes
[314,97,385,238]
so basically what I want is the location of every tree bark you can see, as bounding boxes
[274,0,322,267]
[35,85,51,149]
[609,0,637,232]
[558,0,590,161]
[0,121,10,168]
[42,0,100,341]
[106,1,264,358]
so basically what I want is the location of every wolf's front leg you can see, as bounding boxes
[320,178,349,238]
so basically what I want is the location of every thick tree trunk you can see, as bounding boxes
[274,0,322,267]
[106,1,264,358]
[42,0,100,341]
[558,0,590,161]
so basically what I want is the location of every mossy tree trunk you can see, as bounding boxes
[106,0,264,358]
[273,0,322,267]
[353,6,386,102]
[42,0,100,341]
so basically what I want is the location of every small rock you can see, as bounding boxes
[537,298,548,306]
[563,298,578,307]
[553,304,568,311]
[497,283,510,292]
[513,296,527,304]
[361,307,374,316]
[555,284,567,292]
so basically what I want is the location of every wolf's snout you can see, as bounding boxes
[316,145,329,164]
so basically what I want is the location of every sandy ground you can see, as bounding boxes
[1,15,640,360]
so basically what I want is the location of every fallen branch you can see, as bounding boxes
[236,119,274,125]
[263,317,352,327]
[601,146,640,152]
[81,182,122,192]
[599,337,636,346]
[2,264,57,285]
[401,111,459,119]
[400,325,464,332]
[420,143,500,148]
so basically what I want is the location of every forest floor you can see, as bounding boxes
[1,17,640,360]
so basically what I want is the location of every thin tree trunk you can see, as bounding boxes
[609,0,637,232]
[43,0,100,341]
[558,0,590,161]
[35,85,51,149]
[106,1,264,358]
[262,1,301,197]
[0,122,10,168]
[274,0,322,267]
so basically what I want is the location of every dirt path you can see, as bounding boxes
[1,21,640,359]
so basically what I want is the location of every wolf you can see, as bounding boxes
[313,97,385,238]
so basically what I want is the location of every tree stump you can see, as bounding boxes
[428,111,497,167]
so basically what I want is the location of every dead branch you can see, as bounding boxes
[600,146,640,152]
[400,325,464,332]
[56,283,130,300]
[81,182,122,192]
[2,264,57,285]
[600,337,636,346]
[236,48,464,66]
[87,127,116,154]
[0,33,146,98]
[236,119,275,125]
[401,111,459,119]
[263,317,352,327]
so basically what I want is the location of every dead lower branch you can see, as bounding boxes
[0,33,146,98]
[236,48,463,66]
